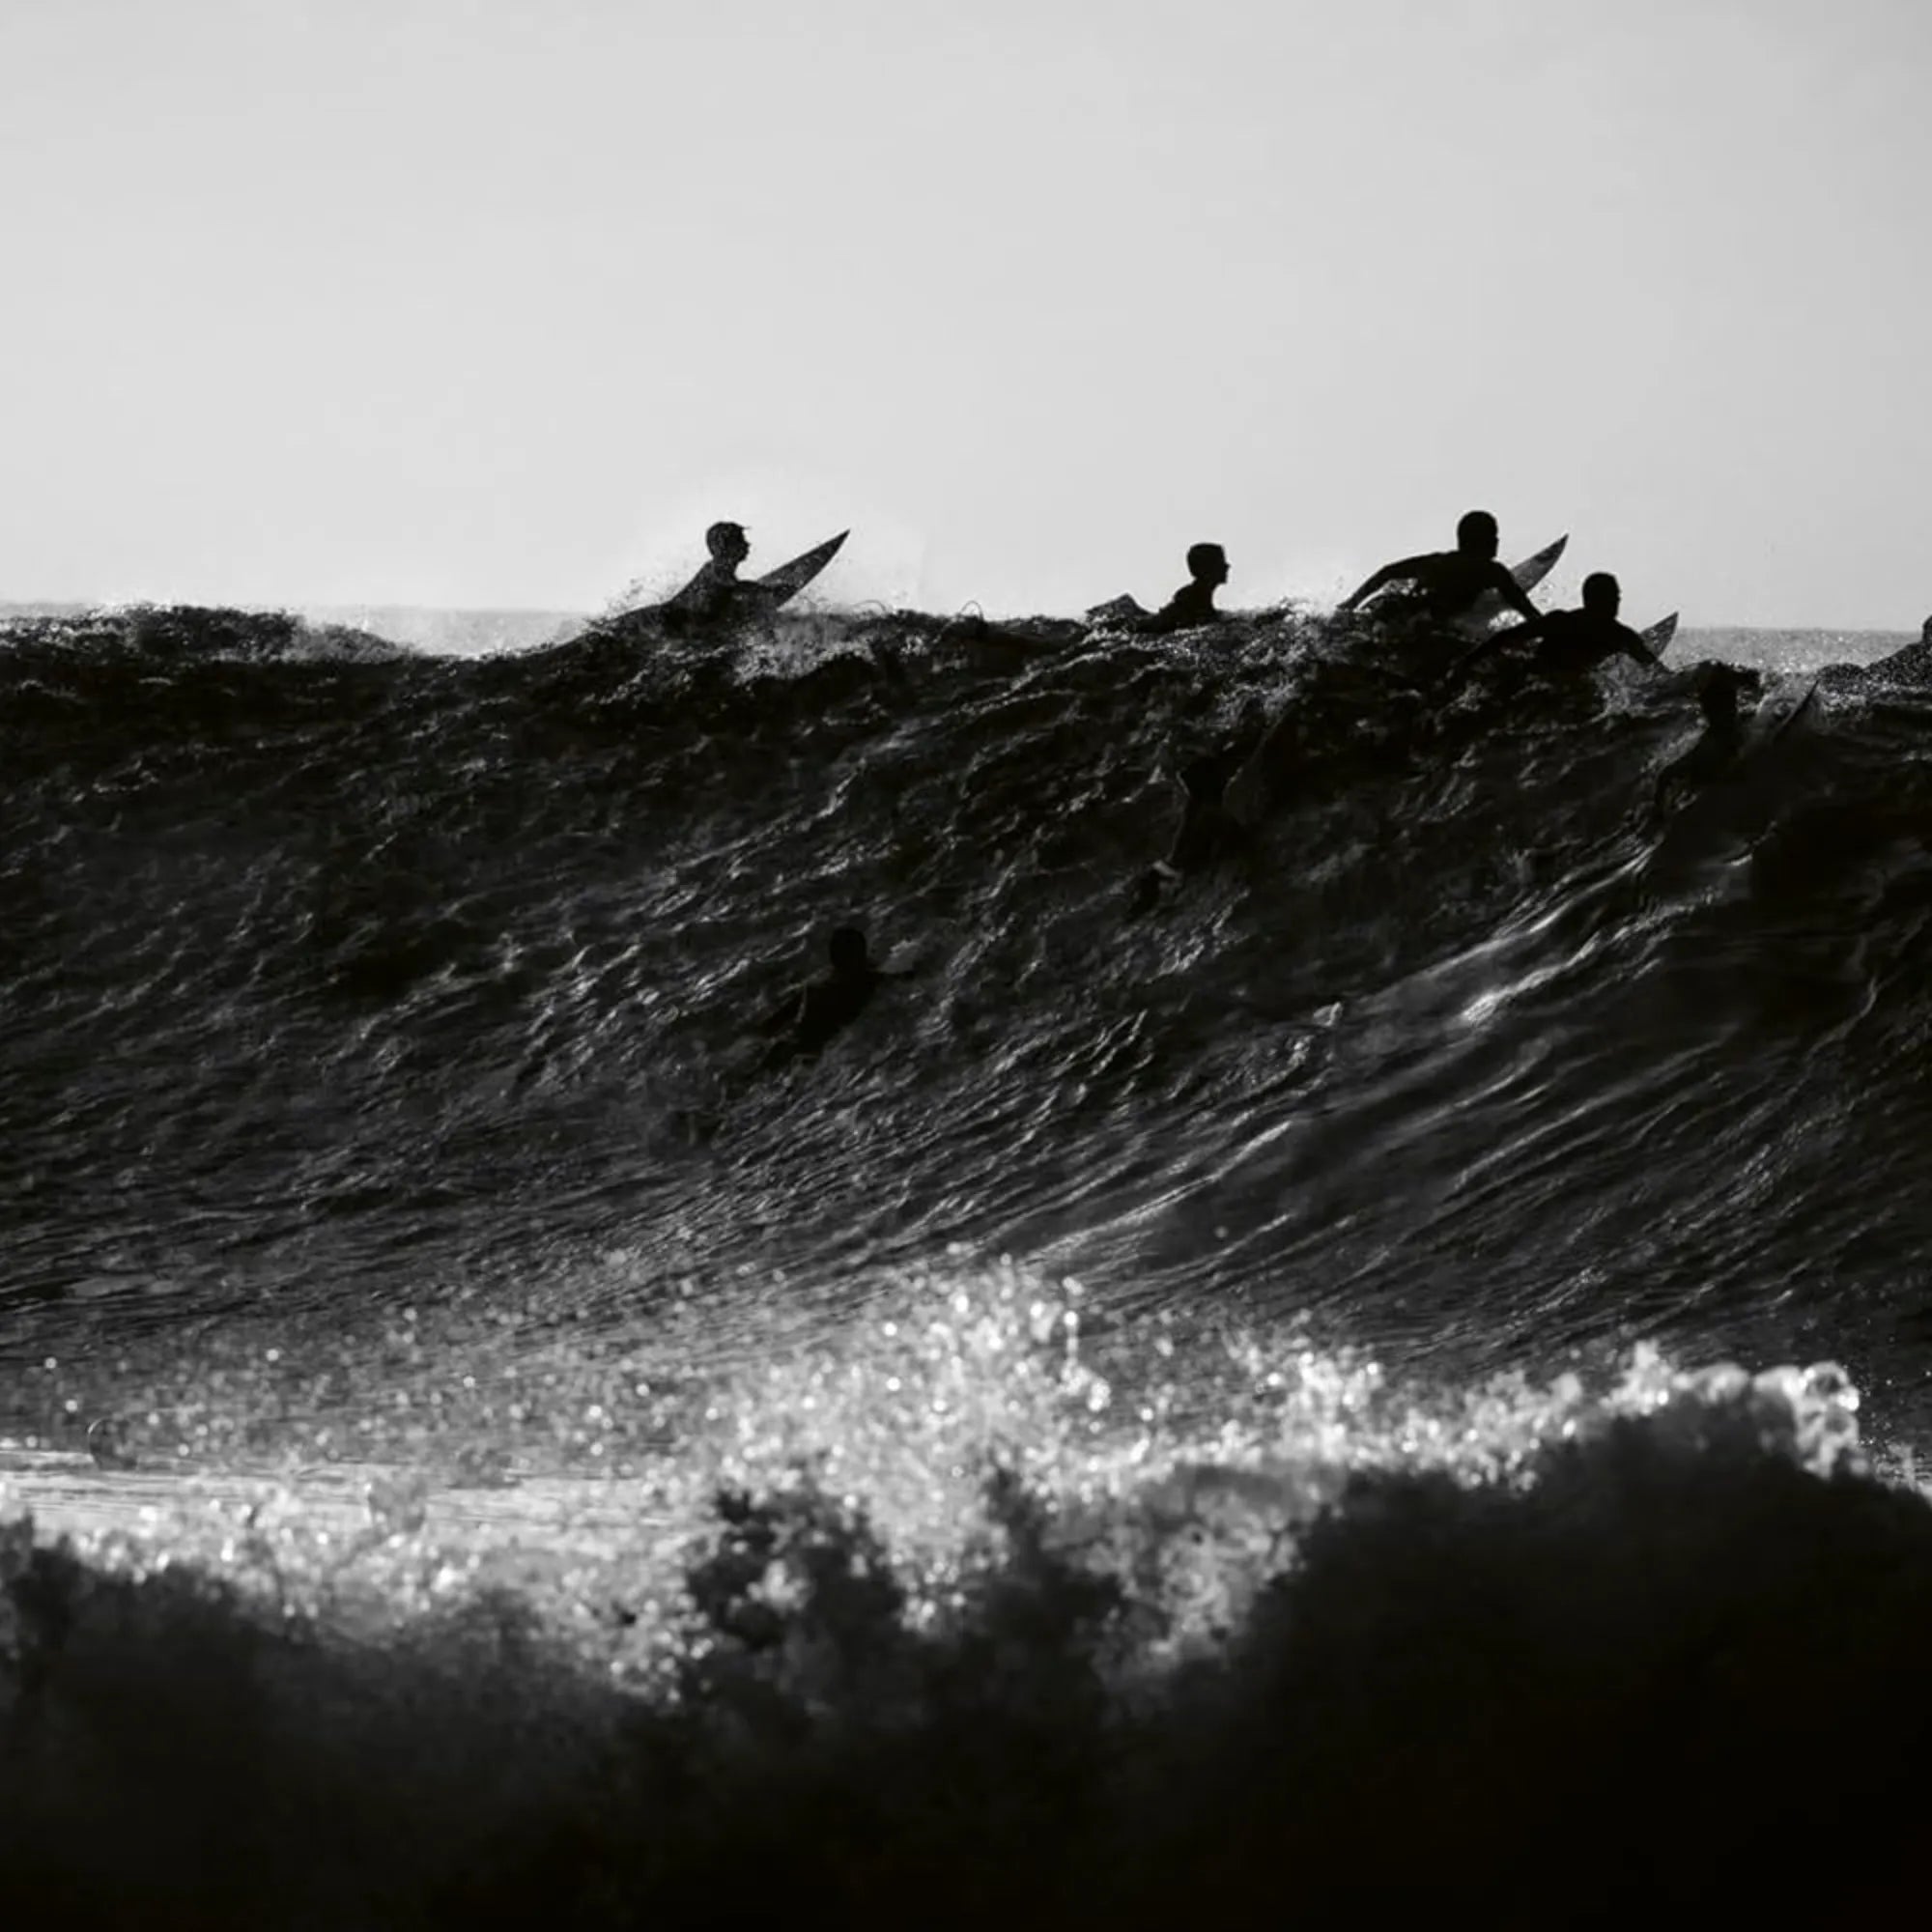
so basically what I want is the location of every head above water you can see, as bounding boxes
[1580,572,1621,615]
[827,925,870,974]
[1186,542,1230,586]
[705,521,750,564]
[1455,510,1499,559]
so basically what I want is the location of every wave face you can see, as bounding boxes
[4,602,1932,1920]
[4,605,1929,1398]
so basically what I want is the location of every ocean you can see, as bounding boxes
[2,597,1929,1925]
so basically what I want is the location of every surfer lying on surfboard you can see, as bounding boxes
[1447,573,1671,687]
[1337,509,1542,628]
[1088,543,1234,636]
[948,542,1236,662]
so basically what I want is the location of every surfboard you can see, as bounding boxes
[1450,534,1569,637]
[751,529,849,608]
[1509,534,1569,596]
[1642,613,1679,655]
[1759,679,1819,746]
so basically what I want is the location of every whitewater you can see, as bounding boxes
[3,596,1930,1926]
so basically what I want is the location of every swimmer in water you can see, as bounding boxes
[757,925,911,1067]
[1650,665,1748,819]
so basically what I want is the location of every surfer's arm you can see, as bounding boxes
[754,988,806,1037]
[1491,612,1548,650]
[1446,612,1545,683]
[1491,562,1541,624]
[1338,556,1421,612]
[1617,623,1665,670]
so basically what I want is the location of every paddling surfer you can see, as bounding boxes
[1650,666,1748,817]
[1337,509,1541,627]
[1089,543,1234,635]
[1452,573,1667,687]
[1141,543,1233,634]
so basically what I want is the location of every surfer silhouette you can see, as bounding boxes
[1126,702,1269,916]
[1338,510,1540,626]
[1088,543,1232,635]
[757,925,910,1067]
[1141,543,1232,634]
[1453,573,1667,686]
[662,521,755,633]
[1650,666,1747,818]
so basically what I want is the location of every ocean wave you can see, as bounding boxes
[4,605,1929,1378]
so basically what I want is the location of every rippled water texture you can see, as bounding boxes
[4,605,1928,1427]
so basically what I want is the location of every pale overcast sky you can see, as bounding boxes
[2,0,1925,625]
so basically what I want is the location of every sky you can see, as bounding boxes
[2,0,1926,627]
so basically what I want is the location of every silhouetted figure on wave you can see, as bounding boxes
[936,543,1235,668]
[1338,509,1539,627]
[1088,543,1233,635]
[1452,572,1667,689]
[1125,700,1280,917]
[1125,749,1250,917]
[1651,666,1747,818]
[757,925,911,1067]
[662,521,756,635]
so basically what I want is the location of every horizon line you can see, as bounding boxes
[0,596,1918,639]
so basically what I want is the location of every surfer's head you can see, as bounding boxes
[1186,542,1230,587]
[705,521,750,564]
[827,925,871,975]
[1455,510,1499,558]
[1581,572,1620,615]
